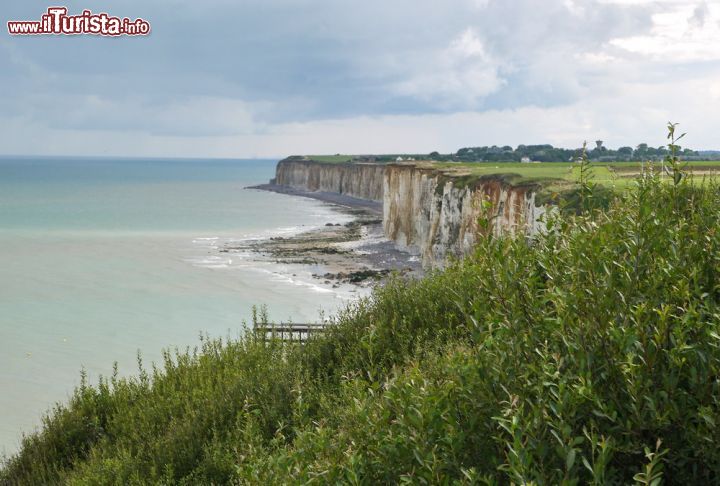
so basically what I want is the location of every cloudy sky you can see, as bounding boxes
[2,0,719,157]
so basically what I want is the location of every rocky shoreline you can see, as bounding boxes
[234,185,423,287]
[248,183,383,213]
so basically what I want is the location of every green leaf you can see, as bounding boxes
[566,449,576,471]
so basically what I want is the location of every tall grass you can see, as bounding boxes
[3,127,720,484]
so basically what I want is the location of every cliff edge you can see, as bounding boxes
[269,157,544,268]
[274,156,385,202]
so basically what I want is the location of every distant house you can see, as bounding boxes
[520,156,532,163]
[396,156,404,162]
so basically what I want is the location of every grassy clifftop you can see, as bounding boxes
[4,166,720,483]
[299,155,720,202]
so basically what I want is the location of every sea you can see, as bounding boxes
[0,156,364,455]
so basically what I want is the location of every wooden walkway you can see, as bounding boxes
[253,322,328,343]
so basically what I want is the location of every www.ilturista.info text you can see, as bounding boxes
[8,7,150,36]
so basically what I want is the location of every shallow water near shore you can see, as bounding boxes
[0,157,364,455]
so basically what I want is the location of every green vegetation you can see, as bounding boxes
[448,141,704,163]
[304,154,720,201]
[5,129,720,484]
[430,160,720,207]
[308,138,719,165]
[305,155,354,163]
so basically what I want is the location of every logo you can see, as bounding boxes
[8,7,151,36]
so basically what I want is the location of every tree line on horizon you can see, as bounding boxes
[359,140,715,164]
[435,140,704,163]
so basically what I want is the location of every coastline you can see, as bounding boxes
[241,185,422,287]
[247,183,383,214]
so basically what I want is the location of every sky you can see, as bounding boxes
[1,0,719,158]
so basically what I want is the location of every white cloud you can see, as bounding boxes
[689,1,710,27]
[596,0,674,5]
[576,52,619,64]
[469,0,491,9]
[563,0,587,16]
[609,2,720,61]
[391,28,504,108]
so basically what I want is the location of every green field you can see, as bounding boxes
[306,154,354,163]
[468,160,720,192]
[305,155,720,194]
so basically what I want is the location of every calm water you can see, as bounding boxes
[0,157,361,455]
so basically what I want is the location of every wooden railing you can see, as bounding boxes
[252,322,328,343]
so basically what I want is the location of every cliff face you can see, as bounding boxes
[272,158,543,268]
[383,164,544,267]
[275,158,385,202]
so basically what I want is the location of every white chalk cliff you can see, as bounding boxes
[273,157,543,268]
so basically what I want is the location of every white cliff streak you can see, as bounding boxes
[273,158,544,268]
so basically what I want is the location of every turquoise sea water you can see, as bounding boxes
[0,157,360,455]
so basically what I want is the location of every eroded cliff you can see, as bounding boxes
[272,157,543,268]
[383,164,544,267]
[275,157,385,202]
